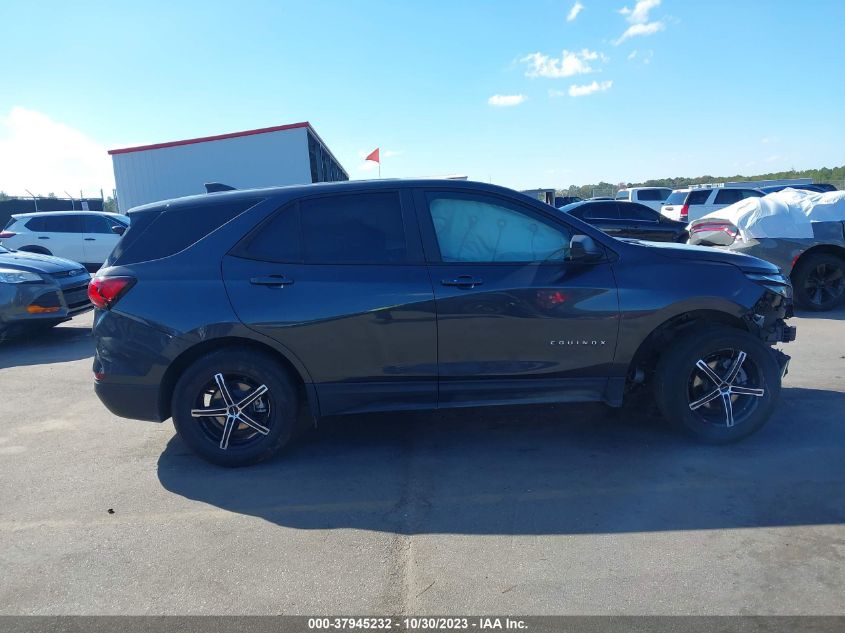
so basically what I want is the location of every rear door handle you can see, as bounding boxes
[250,275,294,287]
[84,238,96,241]
[441,275,483,289]
[38,236,50,240]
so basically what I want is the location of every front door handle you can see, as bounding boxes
[84,238,96,241]
[250,275,294,287]
[441,275,483,289]
[38,236,50,240]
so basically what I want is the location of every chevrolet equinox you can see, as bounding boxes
[90,180,796,466]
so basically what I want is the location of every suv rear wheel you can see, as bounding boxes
[791,253,845,311]
[654,326,782,443]
[171,349,297,466]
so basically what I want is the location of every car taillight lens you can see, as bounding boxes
[680,203,689,221]
[690,222,738,238]
[88,276,136,309]
[0,230,16,239]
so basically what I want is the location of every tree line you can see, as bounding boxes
[558,165,844,199]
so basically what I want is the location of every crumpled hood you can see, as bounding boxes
[628,239,780,273]
[0,250,86,275]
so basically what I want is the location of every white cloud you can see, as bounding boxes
[627,49,653,63]
[567,1,584,21]
[614,20,665,44]
[619,0,660,24]
[487,94,527,107]
[568,80,613,97]
[0,107,113,197]
[521,49,606,78]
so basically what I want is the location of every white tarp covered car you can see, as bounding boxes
[688,189,845,311]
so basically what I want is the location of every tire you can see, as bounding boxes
[171,348,298,467]
[654,326,782,444]
[791,253,845,311]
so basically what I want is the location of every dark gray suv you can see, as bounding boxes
[90,180,795,466]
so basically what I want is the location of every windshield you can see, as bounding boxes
[0,245,9,253]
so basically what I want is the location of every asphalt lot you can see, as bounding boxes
[0,308,843,615]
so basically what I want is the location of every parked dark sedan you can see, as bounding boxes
[0,245,92,341]
[560,200,688,242]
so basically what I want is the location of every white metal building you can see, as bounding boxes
[109,122,348,212]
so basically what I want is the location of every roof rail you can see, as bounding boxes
[205,182,237,193]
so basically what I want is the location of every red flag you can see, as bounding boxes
[365,148,380,163]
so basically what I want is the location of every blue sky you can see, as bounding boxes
[1,0,844,195]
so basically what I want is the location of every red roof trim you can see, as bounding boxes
[107,121,311,155]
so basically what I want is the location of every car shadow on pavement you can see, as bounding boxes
[0,322,93,369]
[794,306,845,321]
[157,386,845,536]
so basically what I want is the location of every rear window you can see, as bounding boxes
[615,190,630,200]
[106,198,262,266]
[664,191,688,205]
[687,190,712,205]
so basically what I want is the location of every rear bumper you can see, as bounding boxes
[94,380,164,422]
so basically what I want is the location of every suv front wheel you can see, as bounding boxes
[171,349,297,466]
[654,326,782,443]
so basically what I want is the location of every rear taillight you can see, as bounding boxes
[690,222,738,238]
[679,203,689,221]
[88,276,136,310]
[0,230,16,239]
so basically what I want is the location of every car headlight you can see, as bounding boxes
[0,268,43,284]
[745,272,792,299]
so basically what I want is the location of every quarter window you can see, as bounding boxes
[687,190,712,205]
[428,196,571,263]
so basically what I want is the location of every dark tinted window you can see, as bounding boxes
[742,189,764,199]
[687,190,712,205]
[300,193,408,263]
[664,191,688,205]
[240,205,302,263]
[581,203,620,220]
[637,189,669,201]
[715,189,744,205]
[107,198,261,266]
[618,203,658,221]
[26,215,83,232]
[83,215,113,233]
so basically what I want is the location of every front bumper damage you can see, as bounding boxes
[744,289,795,377]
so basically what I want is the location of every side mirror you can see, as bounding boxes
[111,225,126,236]
[569,235,602,262]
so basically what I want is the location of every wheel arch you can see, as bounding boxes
[16,245,52,255]
[791,244,845,273]
[158,336,318,422]
[626,309,749,386]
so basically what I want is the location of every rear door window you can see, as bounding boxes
[26,215,83,232]
[636,189,664,201]
[687,190,712,205]
[581,203,620,220]
[714,189,744,205]
[300,192,411,264]
[618,203,659,221]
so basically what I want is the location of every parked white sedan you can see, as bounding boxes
[0,211,128,272]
